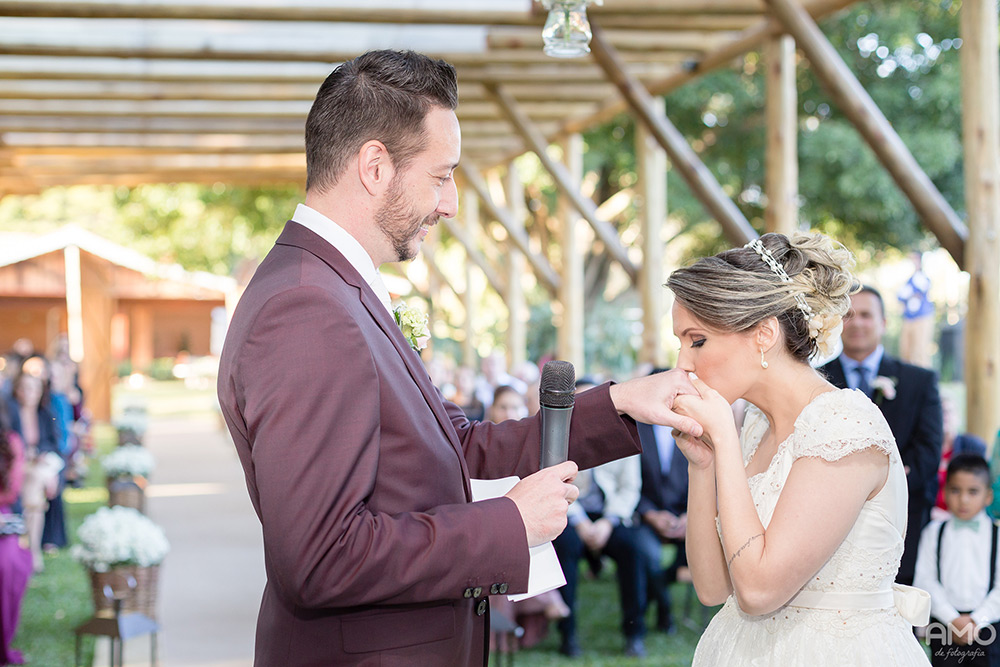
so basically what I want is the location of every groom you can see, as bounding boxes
[217,50,701,666]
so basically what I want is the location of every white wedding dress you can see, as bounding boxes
[693,389,930,666]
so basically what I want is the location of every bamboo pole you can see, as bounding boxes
[0,1,772,22]
[461,191,480,370]
[961,0,1000,444]
[558,134,586,372]
[504,164,528,369]
[554,0,858,140]
[637,97,669,368]
[590,25,756,246]
[457,163,560,296]
[764,34,798,235]
[486,82,639,283]
[438,216,507,296]
[762,0,967,266]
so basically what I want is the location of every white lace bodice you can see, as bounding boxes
[694,389,929,665]
[739,389,907,596]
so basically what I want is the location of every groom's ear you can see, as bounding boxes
[756,316,781,351]
[357,139,394,197]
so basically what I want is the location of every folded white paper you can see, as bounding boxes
[470,476,567,602]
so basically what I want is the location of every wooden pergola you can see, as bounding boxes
[0,0,996,442]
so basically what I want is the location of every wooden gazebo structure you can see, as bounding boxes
[0,0,996,442]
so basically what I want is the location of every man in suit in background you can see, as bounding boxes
[217,49,704,666]
[636,418,689,634]
[821,285,943,585]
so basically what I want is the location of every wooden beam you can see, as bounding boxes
[0,115,305,134]
[438,216,506,296]
[558,134,586,371]
[0,2,545,25]
[503,164,528,369]
[457,162,560,296]
[487,27,735,53]
[590,24,756,246]
[0,98,595,122]
[0,59,681,86]
[555,0,857,140]
[4,135,304,154]
[637,97,669,368]
[0,78,621,104]
[961,0,1000,444]
[0,0,771,22]
[764,34,798,234]
[486,82,639,283]
[0,43,695,67]
[763,0,967,266]
[459,191,480,370]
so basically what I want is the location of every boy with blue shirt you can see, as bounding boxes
[915,454,1000,666]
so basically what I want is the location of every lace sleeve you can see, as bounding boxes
[791,390,896,462]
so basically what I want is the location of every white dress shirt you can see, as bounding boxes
[839,344,885,391]
[913,511,1000,626]
[291,203,392,315]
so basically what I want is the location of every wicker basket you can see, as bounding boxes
[107,477,146,513]
[90,564,160,619]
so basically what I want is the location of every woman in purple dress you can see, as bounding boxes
[0,399,32,665]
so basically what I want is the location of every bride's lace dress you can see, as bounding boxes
[693,389,930,666]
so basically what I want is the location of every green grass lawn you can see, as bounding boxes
[498,555,713,666]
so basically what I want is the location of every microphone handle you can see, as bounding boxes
[540,405,573,468]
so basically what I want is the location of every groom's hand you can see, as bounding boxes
[505,461,579,547]
[609,369,704,437]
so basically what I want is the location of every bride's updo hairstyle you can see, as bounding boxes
[666,232,859,363]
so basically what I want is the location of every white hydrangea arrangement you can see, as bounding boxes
[103,444,155,479]
[71,506,170,572]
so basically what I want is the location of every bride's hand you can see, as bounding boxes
[673,428,715,470]
[673,374,738,451]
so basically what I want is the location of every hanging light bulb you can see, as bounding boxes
[541,0,598,58]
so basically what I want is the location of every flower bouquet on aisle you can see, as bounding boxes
[102,444,155,481]
[71,506,169,619]
[102,444,155,511]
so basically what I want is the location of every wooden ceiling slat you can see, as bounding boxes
[0,79,619,103]
[0,98,596,121]
[0,43,701,66]
[0,0,771,22]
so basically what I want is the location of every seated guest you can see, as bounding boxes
[934,396,987,519]
[553,378,648,658]
[636,416,689,634]
[453,365,485,422]
[0,400,32,665]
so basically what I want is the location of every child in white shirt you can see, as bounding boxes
[915,454,1000,667]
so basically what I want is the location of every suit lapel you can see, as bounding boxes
[276,222,470,488]
[824,358,848,389]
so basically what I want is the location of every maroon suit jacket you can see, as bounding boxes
[218,221,641,666]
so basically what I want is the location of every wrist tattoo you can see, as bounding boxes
[727,533,763,568]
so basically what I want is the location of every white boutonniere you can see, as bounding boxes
[872,375,897,403]
[393,302,430,352]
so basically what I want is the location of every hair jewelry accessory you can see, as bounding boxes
[744,238,843,359]
[744,239,814,320]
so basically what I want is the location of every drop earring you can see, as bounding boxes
[760,348,768,369]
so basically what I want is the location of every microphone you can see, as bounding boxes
[539,360,575,468]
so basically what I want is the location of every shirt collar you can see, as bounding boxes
[291,203,392,313]
[841,344,884,379]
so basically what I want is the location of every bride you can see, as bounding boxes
[667,232,930,665]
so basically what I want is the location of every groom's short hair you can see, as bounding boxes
[305,50,459,193]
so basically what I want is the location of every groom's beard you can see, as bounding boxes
[375,177,437,262]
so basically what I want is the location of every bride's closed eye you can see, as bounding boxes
[691,338,706,348]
